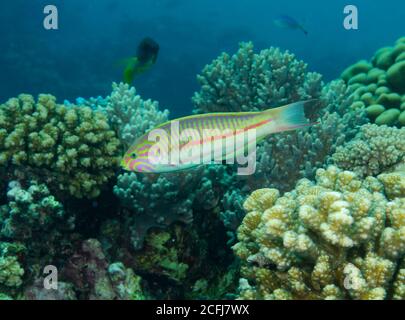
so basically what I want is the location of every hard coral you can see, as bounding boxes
[193,42,322,113]
[332,124,405,177]
[341,37,405,126]
[114,171,199,249]
[0,94,121,198]
[102,82,169,149]
[233,166,404,300]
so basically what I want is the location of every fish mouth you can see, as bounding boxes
[120,157,129,167]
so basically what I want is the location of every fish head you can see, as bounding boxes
[121,141,174,173]
[120,150,157,173]
[121,145,197,173]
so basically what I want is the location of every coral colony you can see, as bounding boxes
[0,38,404,300]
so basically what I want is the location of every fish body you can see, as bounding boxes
[122,37,159,84]
[274,15,308,35]
[123,57,155,84]
[121,101,315,173]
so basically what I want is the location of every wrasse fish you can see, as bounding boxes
[122,37,159,84]
[273,15,308,35]
[121,100,317,174]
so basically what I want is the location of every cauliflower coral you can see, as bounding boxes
[0,94,121,198]
[233,166,404,300]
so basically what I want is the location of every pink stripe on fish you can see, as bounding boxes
[128,160,137,171]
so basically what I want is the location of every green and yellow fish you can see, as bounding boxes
[122,37,159,84]
[121,100,317,174]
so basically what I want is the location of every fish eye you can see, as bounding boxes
[130,153,137,159]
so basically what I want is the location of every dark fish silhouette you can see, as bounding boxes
[274,15,308,35]
[122,37,160,84]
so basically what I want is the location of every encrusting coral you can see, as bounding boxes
[332,124,405,177]
[341,37,405,126]
[233,166,404,300]
[0,94,121,198]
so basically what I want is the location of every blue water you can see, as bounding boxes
[1,0,404,117]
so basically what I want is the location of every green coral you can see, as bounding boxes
[332,124,405,177]
[342,37,405,126]
[108,262,146,300]
[0,181,74,242]
[0,181,76,294]
[100,82,169,149]
[233,166,404,300]
[192,41,322,113]
[0,94,121,198]
[0,256,24,288]
[0,292,13,300]
[131,228,189,283]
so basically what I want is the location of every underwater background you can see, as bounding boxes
[1,0,404,117]
[0,0,404,300]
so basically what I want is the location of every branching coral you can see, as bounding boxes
[233,166,404,300]
[252,80,368,192]
[114,170,201,249]
[101,82,169,149]
[0,180,74,242]
[332,124,405,177]
[192,42,322,113]
[192,42,367,192]
[0,94,121,198]
[191,42,368,237]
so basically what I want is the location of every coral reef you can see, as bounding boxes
[0,94,121,198]
[100,82,169,149]
[193,42,322,113]
[0,181,74,244]
[233,166,404,300]
[0,255,24,288]
[252,80,367,192]
[61,239,146,300]
[1,38,403,301]
[129,228,190,283]
[192,43,368,223]
[341,37,405,126]
[24,280,77,300]
[97,200,238,300]
[0,180,78,298]
[113,170,200,249]
[332,124,405,177]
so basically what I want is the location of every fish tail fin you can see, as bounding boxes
[122,57,139,84]
[264,100,319,134]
